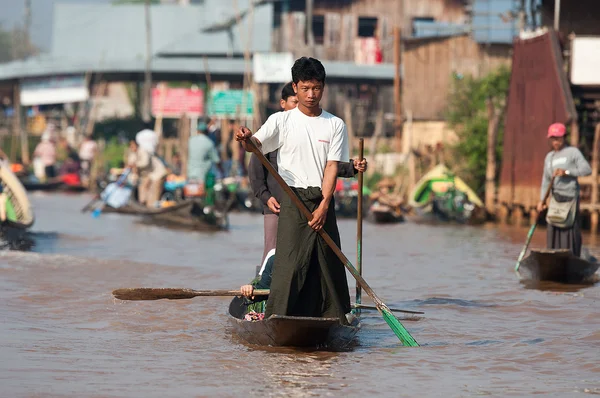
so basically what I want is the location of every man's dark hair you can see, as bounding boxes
[281,82,296,101]
[291,57,326,85]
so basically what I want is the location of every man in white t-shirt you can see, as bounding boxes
[236,57,351,323]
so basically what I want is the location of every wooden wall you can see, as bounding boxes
[274,0,468,63]
[403,35,512,120]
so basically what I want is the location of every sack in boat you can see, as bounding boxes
[184,182,205,198]
[546,194,577,228]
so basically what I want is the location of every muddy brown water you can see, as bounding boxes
[1,193,599,397]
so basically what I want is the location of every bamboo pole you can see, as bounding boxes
[13,81,29,165]
[393,26,403,153]
[355,139,364,316]
[142,0,153,123]
[485,98,502,215]
[590,123,600,233]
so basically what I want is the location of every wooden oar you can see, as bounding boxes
[355,139,364,315]
[112,287,424,315]
[112,288,270,301]
[515,177,555,273]
[352,303,424,315]
[245,139,419,347]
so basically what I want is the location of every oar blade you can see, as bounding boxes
[380,304,420,347]
[112,288,199,301]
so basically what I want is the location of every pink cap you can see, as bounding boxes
[547,123,566,138]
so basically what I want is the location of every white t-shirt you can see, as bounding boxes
[253,107,349,188]
[135,129,159,155]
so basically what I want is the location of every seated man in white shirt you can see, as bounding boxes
[236,57,351,324]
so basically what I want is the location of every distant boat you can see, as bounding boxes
[408,164,486,224]
[0,164,35,247]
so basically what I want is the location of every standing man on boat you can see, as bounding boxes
[187,120,224,185]
[236,57,352,324]
[537,122,591,257]
[248,82,367,264]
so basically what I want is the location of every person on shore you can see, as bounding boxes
[236,57,352,324]
[79,135,98,178]
[248,82,367,263]
[33,133,57,180]
[537,122,591,257]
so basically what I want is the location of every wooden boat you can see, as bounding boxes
[408,164,486,224]
[99,200,228,231]
[518,249,599,284]
[21,177,86,193]
[369,202,404,223]
[228,296,360,349]
[0,164,35,247]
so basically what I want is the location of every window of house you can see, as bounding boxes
[312,15,325,45]
[358,17,378,38]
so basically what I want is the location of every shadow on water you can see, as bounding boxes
[0,227,35,251]
[413,297,497,308]
[519,278,598,293]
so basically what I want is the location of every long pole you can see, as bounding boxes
[142,0,152,123]
[393,26,403,153]
[553,0,561,31]
[306,0,314,54]
[355,139,364,315]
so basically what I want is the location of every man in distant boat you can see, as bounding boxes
[236,57,353,324]
[186,120,224,197]
[537,122,591,257]
[248,81,367,264]
[131,138,168,208]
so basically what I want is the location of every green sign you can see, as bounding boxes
[208,90,254,117]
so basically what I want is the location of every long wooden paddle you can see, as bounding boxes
[515,177,555,273]
[113,288,269,300]
[112,287,424,315]
[246,138,419,347]
[355,139,364,315]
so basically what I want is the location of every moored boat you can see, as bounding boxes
[408,164,486,224]
[228,296,360,349]
[518,249,599,284]
[89,199,228,231]
[369,201,404,223]
[0,164,35,248]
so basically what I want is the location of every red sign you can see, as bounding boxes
[152,87,204,118]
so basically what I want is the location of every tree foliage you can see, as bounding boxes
[446,66,511,196]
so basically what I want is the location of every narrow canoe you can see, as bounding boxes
[228,296,360,350]
[369,202,404,224]
[519,249,599,284]
[100,200,228,231]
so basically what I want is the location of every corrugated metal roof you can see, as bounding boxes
[0,56,395,82]
[51,1,273,61]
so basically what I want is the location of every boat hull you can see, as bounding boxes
[519,249,599,284]
[228,297,359,349]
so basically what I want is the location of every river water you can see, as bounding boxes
[1,193,599,397]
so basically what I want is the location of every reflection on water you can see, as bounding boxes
[0,193,599,397]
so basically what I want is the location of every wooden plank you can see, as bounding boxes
[591,123,600,207]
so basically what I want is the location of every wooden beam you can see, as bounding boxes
[393,26,402,153]
[485,98,503,214]
[13,81,29,165]
[591,123,600,209]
